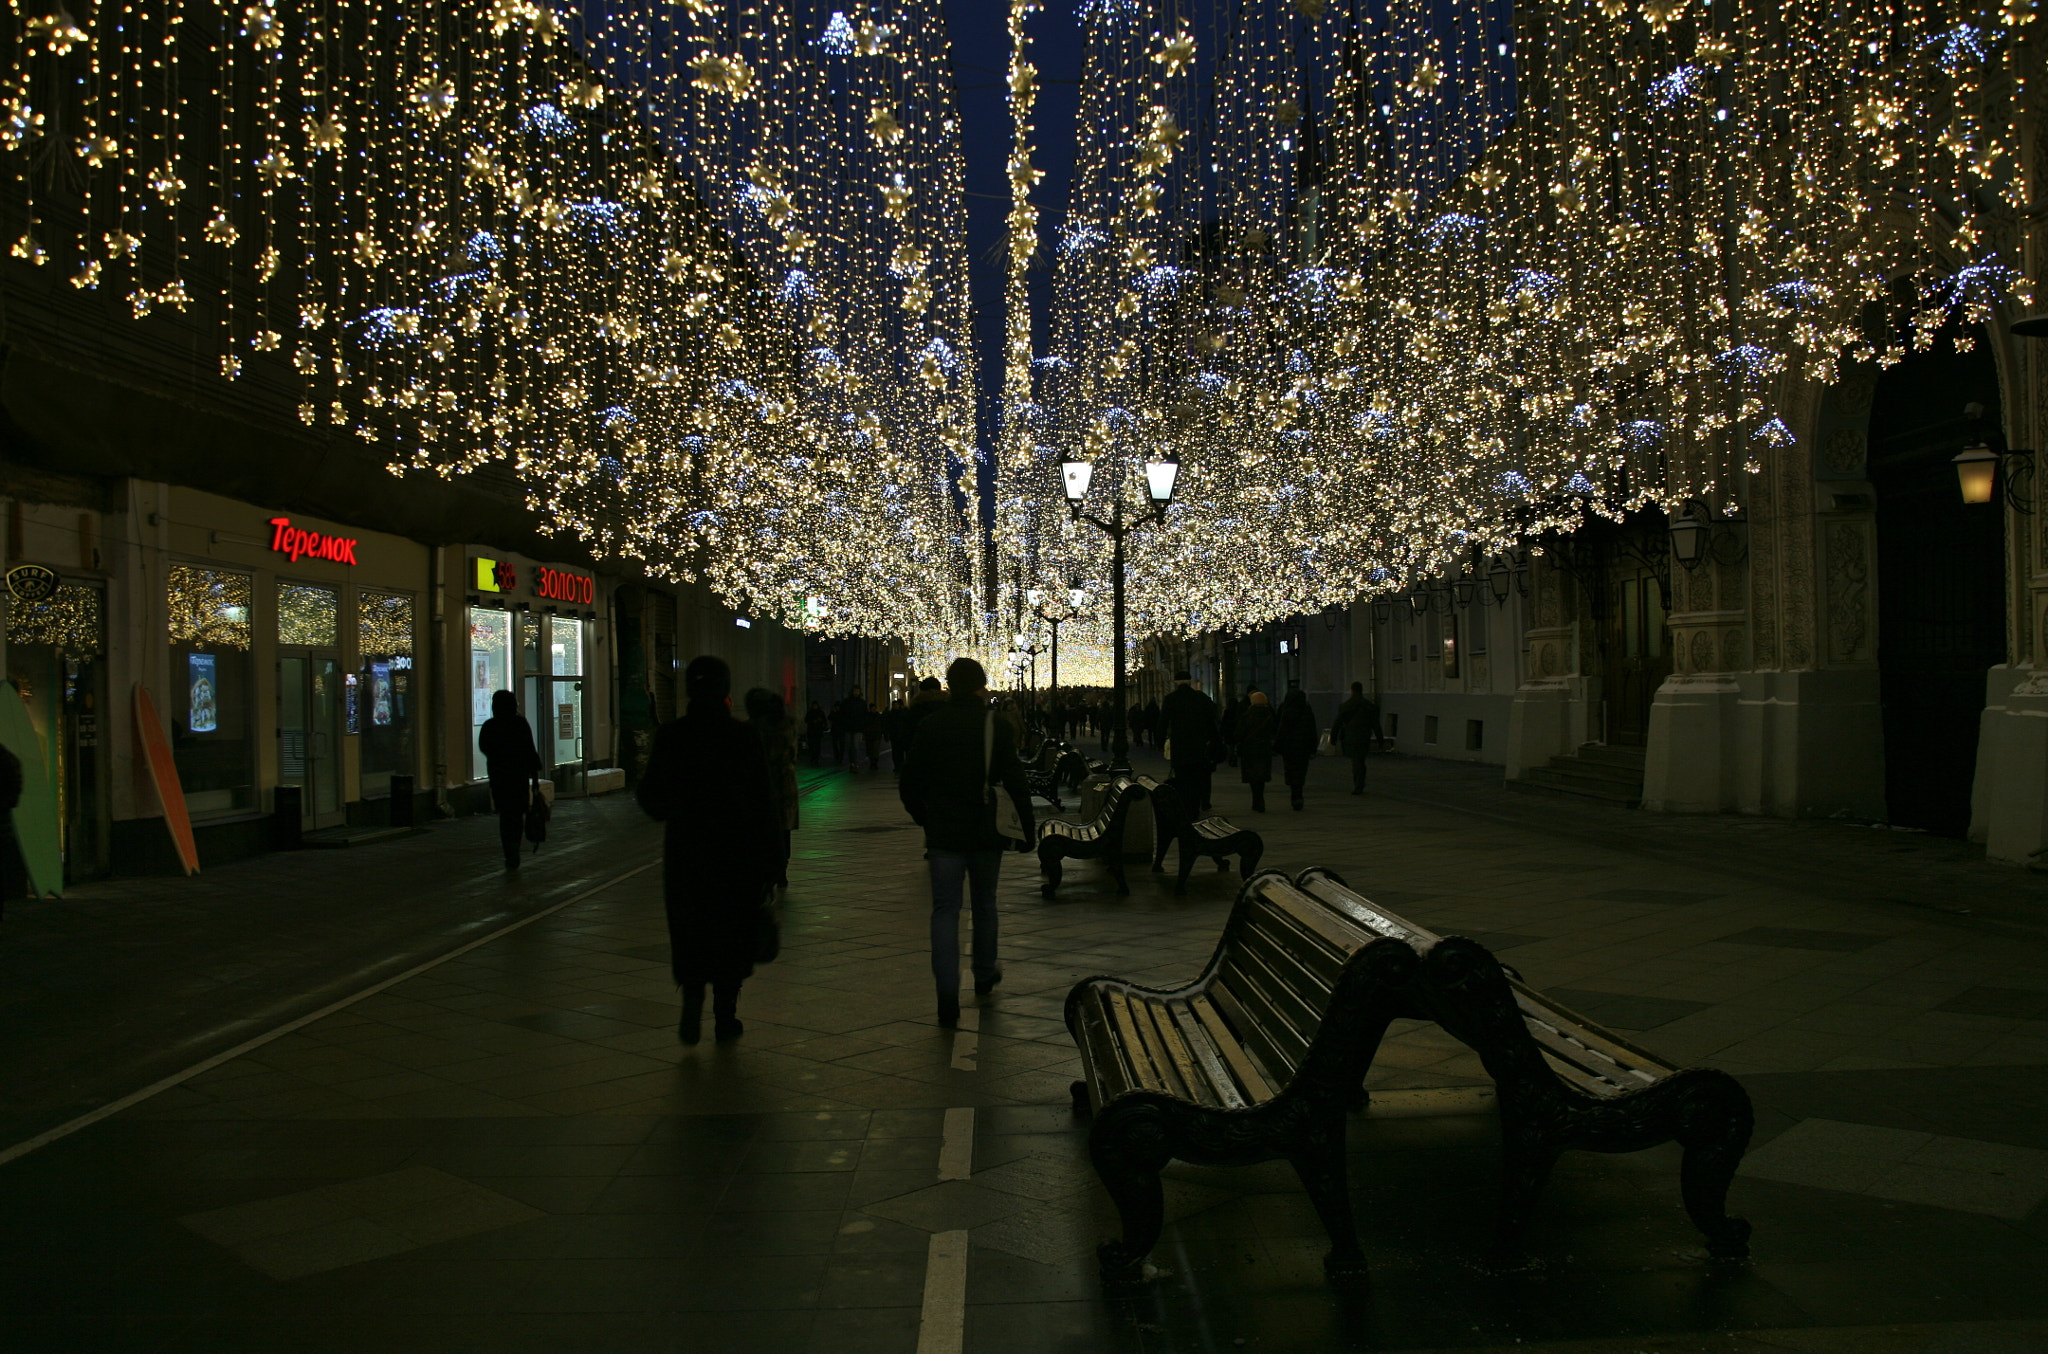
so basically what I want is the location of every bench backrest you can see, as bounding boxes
[1291,866,1674,1096]
[1132,774,1184,851]
[1095,777,1141,831]
[1201,874,1382,1096]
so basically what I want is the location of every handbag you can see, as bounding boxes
[985,711,1028,846]
[522,776,551,849]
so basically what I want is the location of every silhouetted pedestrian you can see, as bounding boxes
[1237,690,1275,812]
[1161,670,1221,813]
[1332,681,1385,795]
[1276,684,1319,811]
[477,690,541,870]
[899,658,1035,1026]
[746,687,800,899]
[804,701,828,764]
[639,656,777,1045]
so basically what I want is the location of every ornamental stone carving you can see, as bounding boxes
[1837,366,1877,417]
[1690,630,1716,674]
[1822,427,1868,477]
[1722,629,1744,671]
[1780,453,1815,669]
[1824,519,1870,662]
[1539,642,1558,677]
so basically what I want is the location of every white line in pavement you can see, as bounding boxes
[916,1229,969,1354]
[0,861,659,1170]
[949,1005,978,1072]
[937,1106,975,1182]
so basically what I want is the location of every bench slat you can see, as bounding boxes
[1212,957,1313,1082]
[1203,980,1295,1098]
[1189,992,1277,1104]
[1167,1001,1248,1110]
[1106,988,1182,1098]
[1232,921,1344,1036]
[1137,997,1217,1108]
[1092,988,1158,1097]
[1515,989,1675,1083]
[1074,990,1134,1110]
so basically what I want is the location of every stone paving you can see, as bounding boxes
[3,747,2047,1352]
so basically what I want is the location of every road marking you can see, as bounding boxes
[937,1106,975,1182]
[916,1229,969,1354]
[949,1005,979,1071]
[0,861,658,1169]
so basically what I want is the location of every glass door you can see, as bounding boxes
[279,653,345,827]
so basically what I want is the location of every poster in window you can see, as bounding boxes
[371,661,393,726]
[557,703,576,740]
[472,655,492,724]
[188,653,218,733]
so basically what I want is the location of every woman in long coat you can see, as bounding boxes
[1236,690,1275,813]
[1275,685,1320,811]
[744,687,801,898]
[638,656,777,1044]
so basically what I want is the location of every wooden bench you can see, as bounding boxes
[1037,776,1142,896]
[1021,739,1068,808]
[1290,866,1754,1265]
[1064,870,1420,1283]
[1134,774,1263,895]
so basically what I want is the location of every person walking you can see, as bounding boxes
[831,688,866,771]
[863,701,886,772]
[1332,681,1385,795]
[804,700,828,765]
[638,656,778,1045]
[898,676,945,776]
[745,687,800,900]
[1236,689,1276,812]
[899,657,1035,1027]
[477,690,542,870]
[1275,683,1320,811]
[1142,698,1162,751]
[1160,670,1221,813]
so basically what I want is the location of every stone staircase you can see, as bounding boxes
[1509,743,1646,807]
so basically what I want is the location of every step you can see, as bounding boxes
[1510,766,1641,806]
[300,825,426,849]
[1573,743,1647,770]
[1543,756,1646,787]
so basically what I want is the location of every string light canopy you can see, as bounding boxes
[1002,0,2039,647]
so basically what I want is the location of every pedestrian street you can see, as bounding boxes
[5,752,2048,1353]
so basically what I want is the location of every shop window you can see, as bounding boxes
[277,583,338,647]
[1423,715,1439,744]
[1466,719,1484,751]
[358,591,416,796]
[167,565,256,815]
[469,607,515,781]
[8,582,109,877]
[546,617,586,769]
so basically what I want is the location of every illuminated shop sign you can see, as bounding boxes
[535,566,595,605]
[269,517,360,565]
[472,556,594,607]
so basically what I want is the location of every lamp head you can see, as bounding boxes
[1488,556,1512,604]
[1953,444,1998,504]
[1669,512,1706,567]
[1061,458,1092,504]
[1068,585,1088,612]
[1145,452,1180,506]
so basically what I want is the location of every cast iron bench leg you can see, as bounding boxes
[1671,1069,1755,1258]
[1090,1101,1171,1280]
[1176,842,1196,896]
[1290,1113,1369,1285]
[1039,844,1063,897]
[1239,840,1263,879]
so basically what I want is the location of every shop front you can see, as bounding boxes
[144,488,429,853]
[5,565,111,885]
[460,549,604,790]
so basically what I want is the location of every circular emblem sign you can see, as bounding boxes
[5,563,59,604]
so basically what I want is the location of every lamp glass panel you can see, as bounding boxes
[1669,518,1705,564]
[1953,449,1997,504]
[1145,457,1179,504]
[1489,566,1511,603]
[1061,460,1092,502]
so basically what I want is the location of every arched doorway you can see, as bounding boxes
[1866,334,2005,835]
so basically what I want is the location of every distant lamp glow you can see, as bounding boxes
[1669,513,1706,568]
[1953,444,1998,504]
[1068,584,1087,611]
[1145,452,1180,506]
[1062,458,1093,503]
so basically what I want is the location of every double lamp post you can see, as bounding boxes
[1058,451,1180,771]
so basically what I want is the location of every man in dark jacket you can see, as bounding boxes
[477,690,542,870]
[899,658,1035,1026]
[896,676,945,776]
[1275,683,1320,811]
[1332,681,1385,794]
[638,655,778,1045]
[1160,670,1221,813]
[832,688,867,771]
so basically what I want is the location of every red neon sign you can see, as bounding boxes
[269,518,360,565]
[535,566,595,605]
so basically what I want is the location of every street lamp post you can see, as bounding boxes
[1060,453,1179,771]
[1028,582,1088,698]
